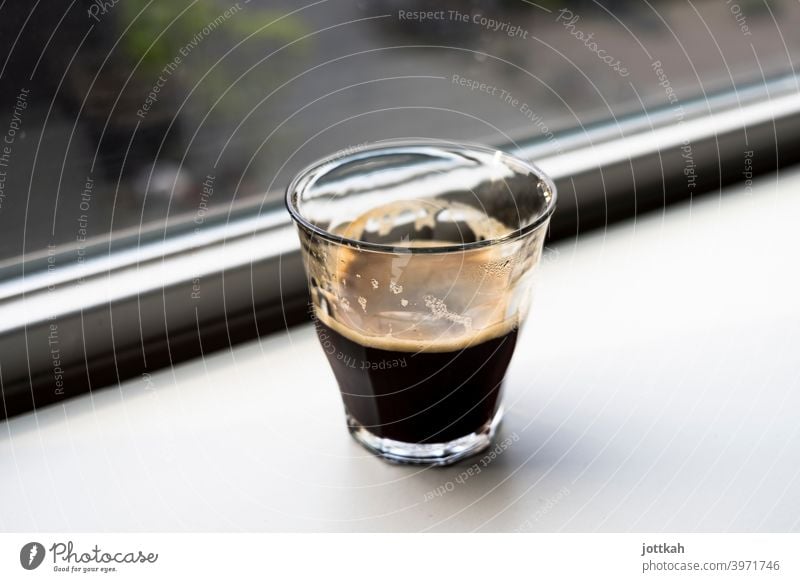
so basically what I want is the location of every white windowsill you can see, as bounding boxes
[2,168,799,532]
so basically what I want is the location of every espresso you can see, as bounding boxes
[315,314,518,444]
[290,145,554,464]
[308,198,528,445]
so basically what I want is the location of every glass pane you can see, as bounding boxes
[0,0,796,264]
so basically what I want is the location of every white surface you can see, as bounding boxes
[2,170,800,532]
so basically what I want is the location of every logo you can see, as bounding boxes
[20,542,45,570]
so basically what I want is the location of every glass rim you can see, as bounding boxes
[285,139,558,255]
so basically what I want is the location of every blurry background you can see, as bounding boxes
[0,0,798,264]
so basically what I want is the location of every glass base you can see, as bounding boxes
[345,408,503,466]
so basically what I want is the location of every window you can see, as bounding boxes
[1,0,798,261]
[1,0,799,416]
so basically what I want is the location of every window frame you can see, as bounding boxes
[2,73,799,419]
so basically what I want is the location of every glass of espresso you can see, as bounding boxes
[286,141,556,465]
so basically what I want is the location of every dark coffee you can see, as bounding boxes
[315,316,518,444]
[307,198,525,445]
[289,145,555,463]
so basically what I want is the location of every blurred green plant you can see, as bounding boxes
[119,0,307,109]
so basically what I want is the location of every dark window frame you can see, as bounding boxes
[2,73,799,419]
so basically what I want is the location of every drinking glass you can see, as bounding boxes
[286,140,556,465]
